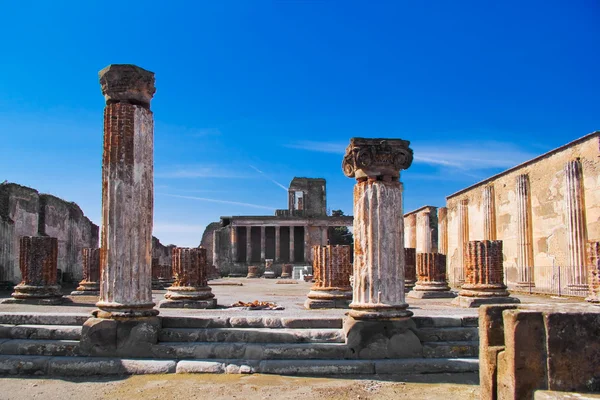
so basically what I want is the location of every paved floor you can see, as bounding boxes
[0,278,585,318]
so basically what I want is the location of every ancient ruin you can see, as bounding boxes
[263,258,276,279]
[408,252,455,299]
[70,248,100,296]
[404,247,417,291]
[159,247,216,309]
[587,241,600,303]
[281,264,292,279]
[304,245,352,309]
[453,240,520,308]
[246,265,259,278]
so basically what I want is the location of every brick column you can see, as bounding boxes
[289,226,295,263]
[159,247,216,308]
[586,241,600,303]
[246,226,252,263]
[408,253,455,299]
[275,226,281,262]
[516,174,534,288]
[260,226,266,262]
[342,137,413,320]
[4,236,64,304]
[281,264,293,279]
[305,245,352,309]
[565,159,588,291]
[438,207,448,255]
[452,240,519,308]
[71,248,100,296]
[95,64,157,319]
[230,226,238,263]
[404,248,416,291]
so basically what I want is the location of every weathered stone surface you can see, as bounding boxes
[305,245,352,309]
[259,359,374,375]
[96,64,157,319]
[404,247,416,291]
[71,248,100,296]
[281,264,292,279]
[344,317,422,359]
[374,358,479,374]
[534,390,600,399]
[176,360,225,374]
[246,265,259,278]
[409,252,454,298]
[587,241,600,303]
[0,355,49,375]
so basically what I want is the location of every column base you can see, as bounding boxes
[2,296,70,305]
[304,289,352,309]
[263,270,277,279]
[404,280,416,292]
[70,282,100,296]
[451,295,521,308]
[151,280,165,290]
[348,303,413,320]
[6,284,66,305]
[280,273,292,279]
[163,286,215,301]
[158,298,217,309]
[515,281,535,289]
[458,283,511,298]
[94,302,159,318]
[567,283,589,292]
[407,289,456,299]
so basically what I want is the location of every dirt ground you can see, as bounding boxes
[0,373,479,400]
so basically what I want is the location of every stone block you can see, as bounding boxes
[374,358,479,374]
[452,295,520,308]
[0,355,49,375]
[479,304,519,348]
[176,360,226,374]
[80,317,160,358]
[480,345,504,400]
[258,359,375,375]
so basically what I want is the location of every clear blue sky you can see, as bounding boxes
[1,1,598,247]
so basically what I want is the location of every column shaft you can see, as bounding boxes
[405,214,417,248]
[289,226,295,263]
[516,174,534,287]
[275,226,281,262]
[212,230,220,270]
[246,226,252,263]
[230,226,237,263]
[305,245,352,308]
[457,199,469,284]
[304,226,311,263]
[565,160,588,288]
[72,248,100,295]
[418,211,432,253]
[586,241,600,303]
[438,207,448,255]
[483,185,497,240]
[408,252,454,298]
[260,226,266,262]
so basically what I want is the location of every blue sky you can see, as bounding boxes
[0,1,598,247]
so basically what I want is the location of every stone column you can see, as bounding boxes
[281,264,293,279]
[417,209,432,253]
[289,226,295,263]
[151,257,163,290]
[565,159,588,290]
[404,248,416,291]
[404,214,417,248]
[516,174,534,288]
[438,207,448,255]
[4,236,63,304]
[71,248,101,296]
[483,185,497,240]
[342,137,414,320]
[158,247,216,309]
[457,199,469,284]
[304,226,311,263]
[586,241,600,303]
[95,64,157,319]
[408,253,455,299]
[452,240,519,308]
[275,226,281,262]
[246,226,252,263]
[230,226,238,263]
[305,245,352,309]
[321,227,328,245]
[212,230,220,270]
[260,226,266,262]
[263,258,275,278]
[247,265,259,278]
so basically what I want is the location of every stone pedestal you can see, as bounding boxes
[305,245,352,309]
[158,247,216,309]
[404,248,416,292]
[247,265,259,278]
[94,64,158,319]
[3,236,65,305]
[263,258,276,279]
[342,137,414,320]
[586,241,600,303]
[452,240,520,308]
[408,253,455,299]
[281,264,292,279]
[71,248,100,296]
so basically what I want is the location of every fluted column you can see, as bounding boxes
[289,226,295,263]
[418,210,432,253]
[304,226,311,263]
[438,207,448,255]
[159,247,216,308]
[260,226,266,262]
[230,226,238,263]
[586,241,600,303]
[212,230,220,270]
[483,185,497,240]
[457,199,469,284]
[151,257,163,290]
[565,159,588,289]
[516,174,534,288]
[71,248,100,296]
[408,252,454,298]
[342,137,413,320]
[96,64,157,318]
[246,226,252,263]
[5,236,63,304]
[404,214,417,248]
[404,248,416,291]
[305,245,352,308]
[453,240,519,308]
[275,226,281,262]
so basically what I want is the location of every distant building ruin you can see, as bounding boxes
[202,177,353,276]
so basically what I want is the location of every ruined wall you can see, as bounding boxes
[152,236,175,266]
[199,221,221,267]
[446,132,600,288]
[0,183,99,284]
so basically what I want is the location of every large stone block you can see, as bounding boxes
[80,317,160,358]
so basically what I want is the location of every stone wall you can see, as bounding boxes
[446,132,600,288]
[152,236,175,267]
[0,183,99,284]
[198,221,221,267]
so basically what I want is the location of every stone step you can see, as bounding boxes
[158,328,345,344]
[152,342,349,360]
[422,341,479,358]
[161,316,343,330]
[413,316,479,328]
[415,327,479,342]
[0,312,88,326]
[0,339,80,357]
[0,324,82,340]
[0,355,479,376]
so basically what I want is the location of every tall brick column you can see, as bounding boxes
[305,245,352,309]
[71,248,100,296]
[4,236,64,304]
[404,248,416,291]
[408,253,455,299]
[158,247,216,309]
[438,207,448,255]
[586,241,600,303]
[342,137,413,320]
[95,64,157,318]
[452,240,519,308]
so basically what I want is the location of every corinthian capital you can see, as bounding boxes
[99,64,156,109]
[342,137,413,180]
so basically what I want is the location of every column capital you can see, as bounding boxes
[342,137,413,180]
[99,64,156,108]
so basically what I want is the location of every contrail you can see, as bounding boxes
[157,193,277,211]
[248,165,288,191]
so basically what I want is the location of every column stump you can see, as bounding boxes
[247,265,259,278]
[70,248,100,296]
[408,252,455,299]
[263,258,276,279]
[281,264,293,279]
[305,245,352,309]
